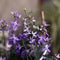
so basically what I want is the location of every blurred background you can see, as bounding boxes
[0,0,60,57]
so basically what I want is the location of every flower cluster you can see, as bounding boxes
[0,10,60,60]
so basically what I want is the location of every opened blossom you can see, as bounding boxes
[9,34,19,44]
[42,20,50,27]
[10,20,21,31]
[42,44,51,53]
[55,54,60,58]
[11,11,22,18]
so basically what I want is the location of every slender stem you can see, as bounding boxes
[41,11,46,38]
[2,30,6,46]
[22,40,29,60]
[34,43,39,60]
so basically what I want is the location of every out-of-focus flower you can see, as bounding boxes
[6,41,12,50]
[44,37,51,41]
[32,19,36,23]
[32,31,37,37]
[42,44,51,53]
[24,25,31,35]
[38,39,45,45]
[6,10,52,60]
[9,34,19,44]
[24,21,27,26]
[43,27,47,32]
[16,44,21,53]
[42,21,50,27]
[33,25,37,29]
[38,35,45,44]
[0,18,9,31]
[37,26,42,31]
[23,18,27,21]
[24,26,30,32]
[32,17,36,23]
[19,33,28,39]
[11,11,22,18]
[29,38,35,44]
[21,50,26,56]
[38,35,44,40]
[11,20,21,31]
[0,57,2,60]
[55,54,60,58]
[23,18,31,33]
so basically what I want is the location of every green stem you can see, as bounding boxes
[22,40,29,60]
[2,30,5,46]
[34,43,39,60]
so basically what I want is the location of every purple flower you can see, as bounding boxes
[29,38,35,44]
[21,50,26,56]
[42,21,50,27]
[43,28,47,32]
[55,54,60,58]
[42,44,51,53]
[23,20,30,32]
[19,33,28,39]
[24,26,30,32]
[16,44,21,49]
[6,41,12,50]
[11,20,21,31]
[44,37,51,41]
[6,10,52,60]
[16,44,21,53]
[11,11,22,18]
[38,35,45,44]
[24,21,27,26]
[32,17,36,23]
[24,25,31,35]
[32,31,37,37]
[9,34,19,44]
[38,39,45,45]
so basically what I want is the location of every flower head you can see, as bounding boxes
[0,18,9,31]
[9,34,19,44]
[42,44,51,53]
[42,20,50,27]
[11,11,22,18]
[10,20,21,31]
[55,54,60,58]
[32,31,37,37]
